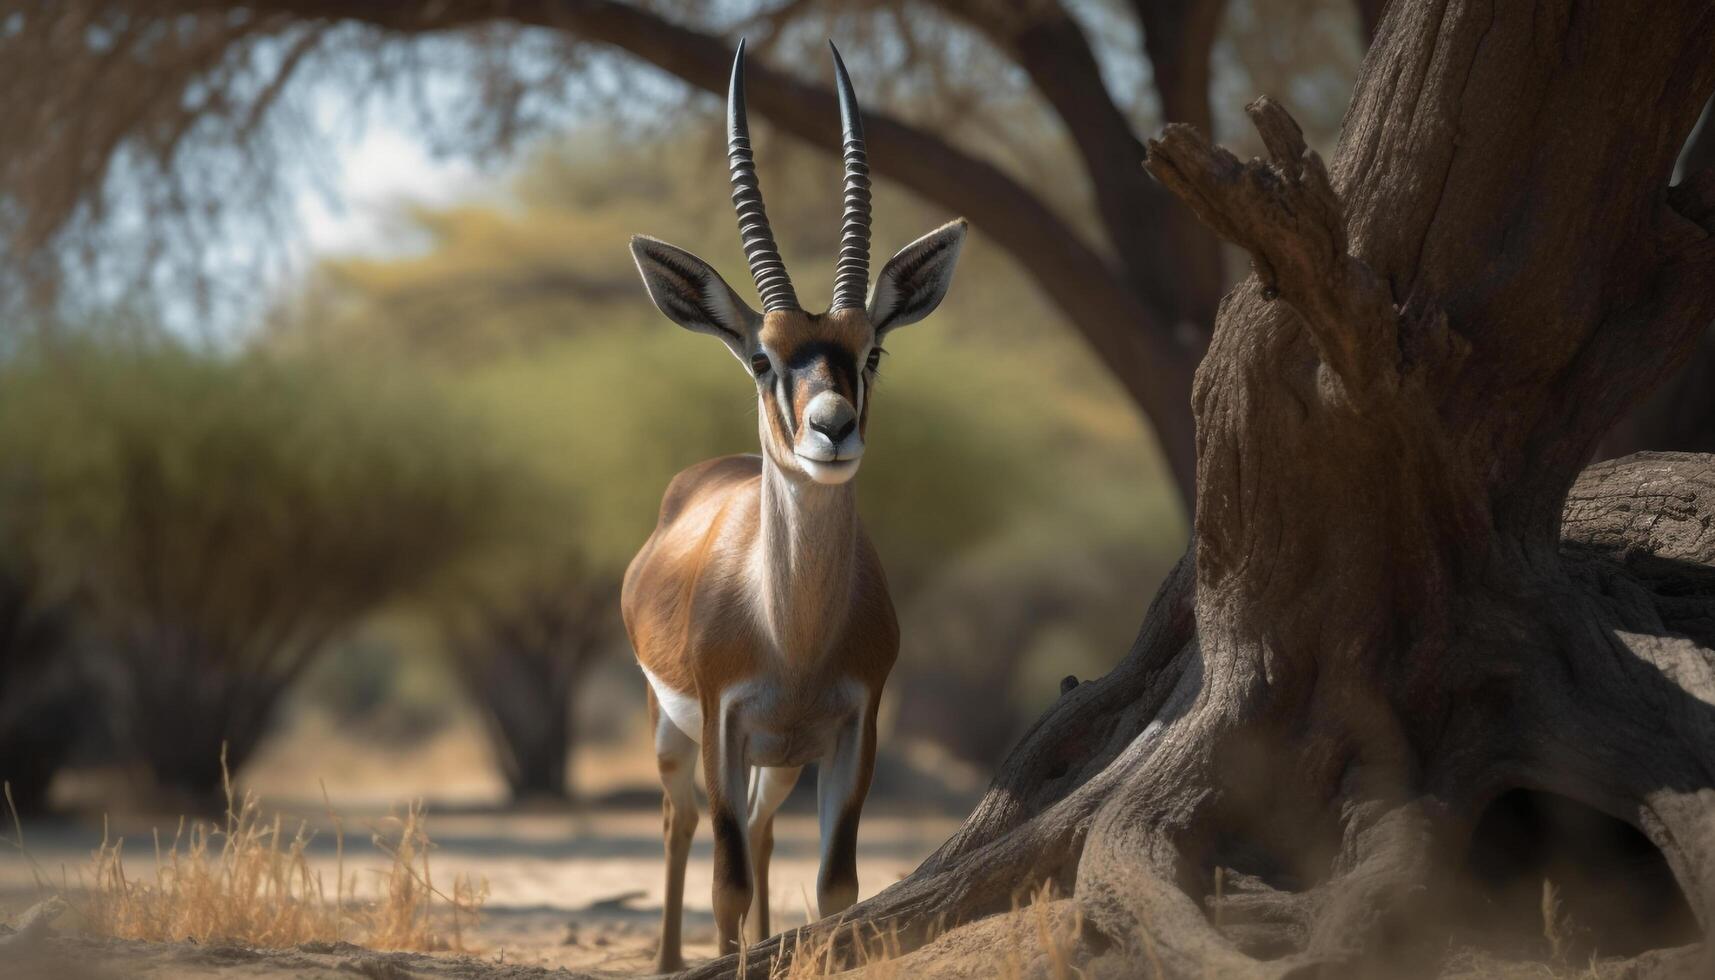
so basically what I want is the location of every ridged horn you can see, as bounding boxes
[828,41,872,313]
[727,39,798,313]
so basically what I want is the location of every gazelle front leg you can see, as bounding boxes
[704,700,754,955]
[815,698,879,917]
[746,765,803,943]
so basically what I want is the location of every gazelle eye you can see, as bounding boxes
[865,348,884,374]
[750,352,771,377]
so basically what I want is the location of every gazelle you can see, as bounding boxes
[623,39,967,972]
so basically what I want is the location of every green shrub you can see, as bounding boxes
[0,333,520,799]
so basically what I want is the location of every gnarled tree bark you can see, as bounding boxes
[689,0,1715,975]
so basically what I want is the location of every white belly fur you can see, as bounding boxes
[640,663,703,743]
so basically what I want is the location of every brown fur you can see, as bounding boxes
[622,454,899,701]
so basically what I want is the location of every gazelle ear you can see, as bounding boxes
[630,235,761,355]
[867,219,967,335]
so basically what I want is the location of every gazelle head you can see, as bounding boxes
[631,41,967,486]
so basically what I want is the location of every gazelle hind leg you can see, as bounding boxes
[745,765,802,943]
[651,688,699,974]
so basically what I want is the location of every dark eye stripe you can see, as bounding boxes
[783,341,860,401]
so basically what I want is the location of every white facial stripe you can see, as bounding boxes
[756,343,795,441]
[774,372,794,438]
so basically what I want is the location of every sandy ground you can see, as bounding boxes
[1,706,982,979]
[0,805,965,978]
[3,767,1692,978]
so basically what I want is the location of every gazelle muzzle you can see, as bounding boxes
[796,390,863,483]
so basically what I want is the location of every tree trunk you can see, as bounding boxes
[118,654,278,808]
[448,570,618,804]
[1599,97,1715,462]
[691,1,1715,975]
[463,645,578,802]
[0,569,78,813]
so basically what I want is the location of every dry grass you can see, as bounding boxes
[757,879,1085,979]
[1541,878,1569,966]
[2,750,486,951]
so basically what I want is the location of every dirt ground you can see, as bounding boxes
[0,705,984,979]
[0,805,966,979]
[4,711,1661,978]
[6,802,1697,980]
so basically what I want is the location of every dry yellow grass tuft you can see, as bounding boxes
[757,879,1085,979]
[3,749,486,952]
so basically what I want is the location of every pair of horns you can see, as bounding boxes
[728,39,871,314]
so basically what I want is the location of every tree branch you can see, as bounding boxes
[934,0,1225,332]
[1145,98,1409,408]
[1130,0,1223,136]
[143,0,1200,499]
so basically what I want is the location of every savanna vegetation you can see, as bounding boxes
[3,0,1714,977]
[0,130,1184,812]
[0,331,516,803]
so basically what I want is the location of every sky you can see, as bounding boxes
[292,124,480,261]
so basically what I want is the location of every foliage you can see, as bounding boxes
[0,331,521,796]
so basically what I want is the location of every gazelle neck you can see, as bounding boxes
[755,452,858,661]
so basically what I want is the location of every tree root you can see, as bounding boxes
[922,555,1197,871]
[1300,801,1443,969]
[1074,739,1271,978]
[1206,872,1312,960]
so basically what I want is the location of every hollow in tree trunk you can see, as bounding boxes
[690,1,1715,975]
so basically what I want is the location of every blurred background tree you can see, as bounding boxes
[0,553,79,814]
[443,558,620,803]
[0,330,518,802]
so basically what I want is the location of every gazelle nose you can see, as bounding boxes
[810,413,856,444]
[807,396,857,443]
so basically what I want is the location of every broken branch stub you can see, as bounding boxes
[1146,98,1403,408]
